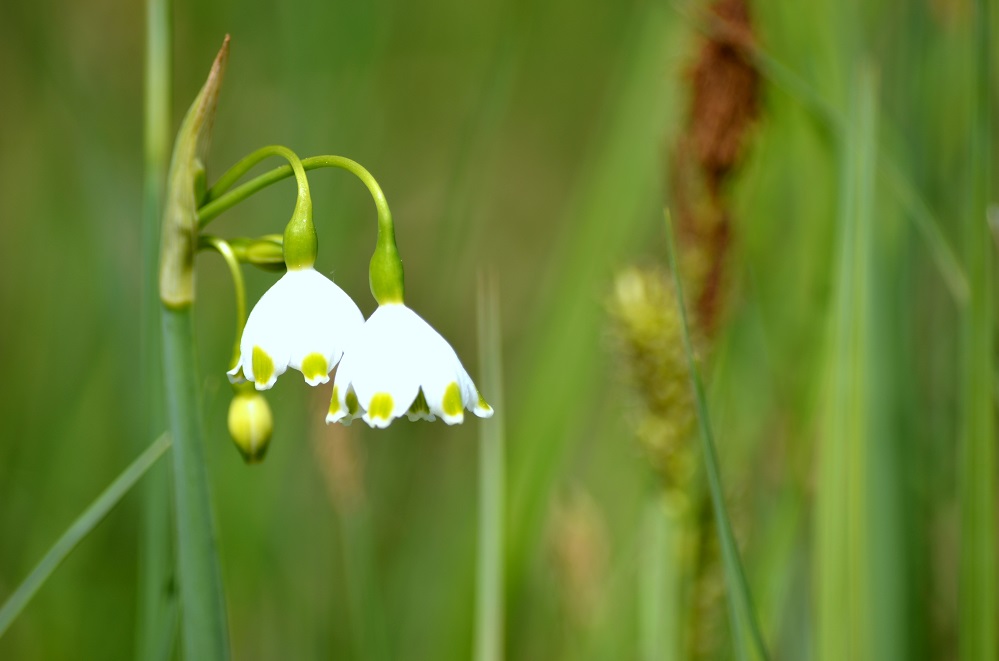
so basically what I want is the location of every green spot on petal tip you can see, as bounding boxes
[301,352,328,383]
[252,346,274,386]
[442,382,463,417]
[346,390,360,416]
[369,393,394,420]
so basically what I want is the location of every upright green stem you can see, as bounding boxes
[161,305,231,660]
[959,0,997,658]
[139,0,175,657]
[639,496,686,661]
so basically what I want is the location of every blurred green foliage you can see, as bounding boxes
[0,0,995,659]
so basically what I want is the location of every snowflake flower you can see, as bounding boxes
[327,303,493,428]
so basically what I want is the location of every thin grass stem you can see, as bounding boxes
[663,211,771,661]
[0,434,172,640]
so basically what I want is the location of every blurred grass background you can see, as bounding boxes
[0,0,996,659]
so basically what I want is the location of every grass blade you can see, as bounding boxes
[474,272,505,661]
[663,210,771,661]
[959,0,997,658]
[0,434,172,639]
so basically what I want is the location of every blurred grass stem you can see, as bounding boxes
[958,0,997,658]
[639,498,685,661]
[815,66,877,661]
[475,273,505,661]
[138,0,174,658]
[663,211,771,661]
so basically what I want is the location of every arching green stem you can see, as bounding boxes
[204,145,316,269]
[198,236,246,372]
[198,155,405,304]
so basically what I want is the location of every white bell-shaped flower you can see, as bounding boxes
[229,267,363,390]
[327,303,493,428]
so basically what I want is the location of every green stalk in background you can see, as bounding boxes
[663,211,771,661]
[159,39,231,660]
[815,67,877,661]
[959,0,996,658]
[138,0,174,658]
[639,498,686,661]
[475,273,505,661]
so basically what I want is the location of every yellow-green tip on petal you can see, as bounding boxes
[301,352,329,385]
[252,345,275,389]
[227,391,273,463]
[442,382,464,418]
[476,391,493,415]
[369,393,394,420]
[327,385,361,426]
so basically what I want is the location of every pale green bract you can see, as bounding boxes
[229,267,363,389]
[327,303,493,428]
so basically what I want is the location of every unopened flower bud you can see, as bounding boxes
[228,236,287,272]
[227,390,274,463]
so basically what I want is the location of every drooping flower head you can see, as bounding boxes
[228,268,362,389]
[327,303,492,427]
[326,191,492,428]
[227,149,363,390]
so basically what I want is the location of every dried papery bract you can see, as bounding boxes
[160,36,229,308]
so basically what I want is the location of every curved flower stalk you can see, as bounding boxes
[324,161,493,428]
[222,146,364,390]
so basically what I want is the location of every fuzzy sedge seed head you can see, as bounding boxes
[610,266,698,491]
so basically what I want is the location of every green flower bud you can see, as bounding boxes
[227,390,274,463]
[228,236,287,272]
